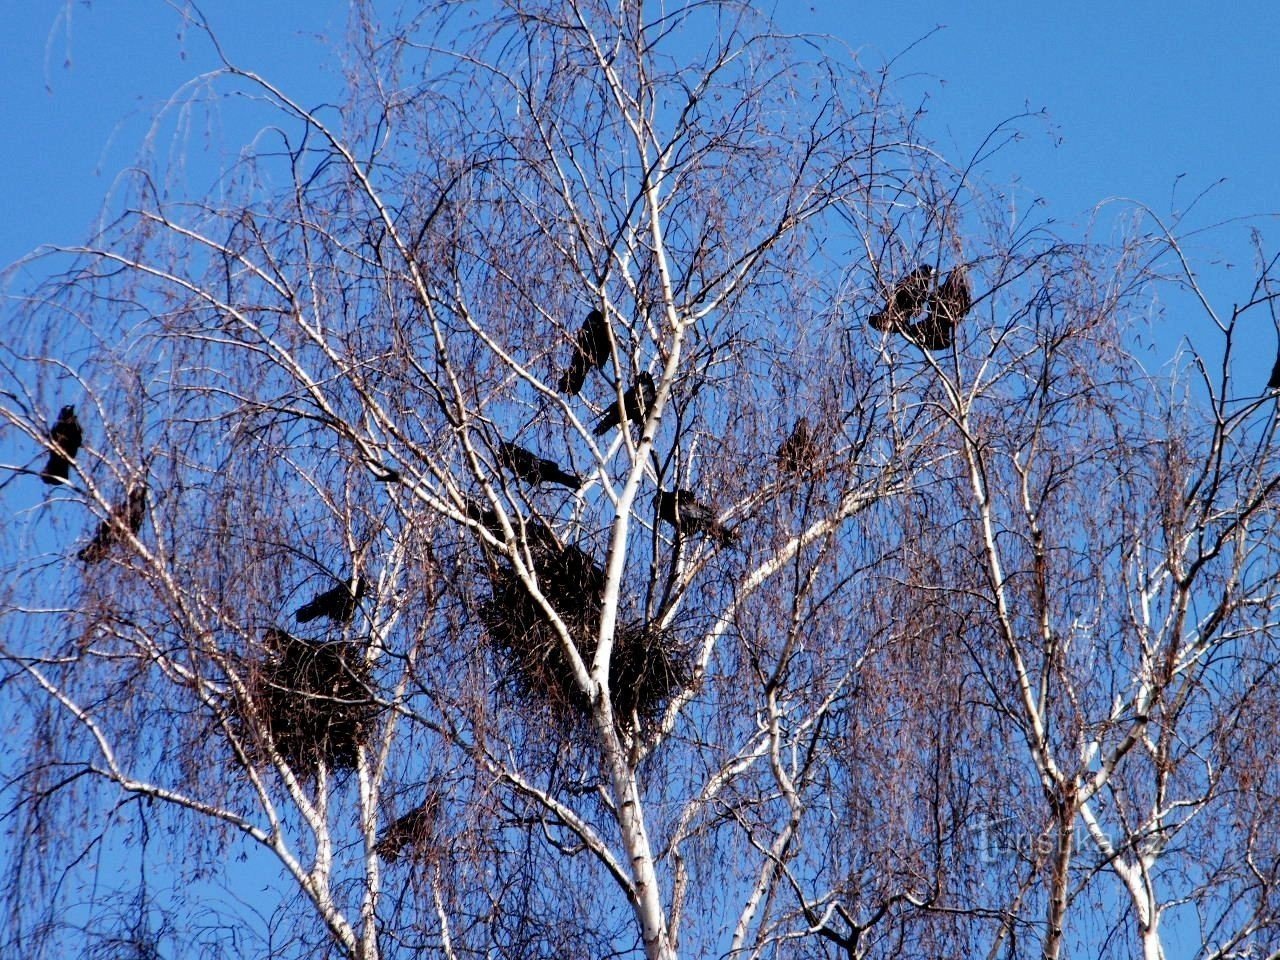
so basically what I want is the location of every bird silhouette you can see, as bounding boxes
[497,441,582,489]
[558,309,611,395]
[593,372,656,435]
[40,405,83,485]
[376,792,441,863]
[464,498,558,551]
[655,488,735,547]
[464,499,508,540]
[263,626,297,649]
[868,264,934,332]
[904,265,972,350]
[1269,352,1280,391]
[777,417,817,476]
[78,485,147,563]
[295,576,368,624]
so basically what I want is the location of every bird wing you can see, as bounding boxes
[584,310,611,369]
[893,265,934,315]
[557,353,590,395]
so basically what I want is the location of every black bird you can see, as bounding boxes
[464,498,557,550]
[78,485,147,563]
[905,265,972,351]
[1269,351,1280,391]
[464,498,506,539]
[777,417,817,476]
[593,372,656,436]
[40,405,83,485]
[868,264,934,332]
[655,488,735,547]
[497,441,582,489]
[295,576,368,624]
[557,309,611,396]
[376,792,441,863]
[263,626,297,649]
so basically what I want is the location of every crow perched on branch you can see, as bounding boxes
[557,309,611,396]
[78,485,147,563]
[777,417,817,476]
[904,265,972,351]
[655,488,735,547]
[464,499,558,552]
[295,576,368,624]
[593,372,656,436]
[376,792,442,863]
[497,441,582,489]
[868,264,934,332]
[40,405,83,485]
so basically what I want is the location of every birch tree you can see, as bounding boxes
[3,3,1280,959]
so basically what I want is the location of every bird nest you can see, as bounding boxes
[238,628,377,775]
[480,543,693,733]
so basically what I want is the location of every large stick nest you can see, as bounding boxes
[238,628,377,774]
[480,539,693,732]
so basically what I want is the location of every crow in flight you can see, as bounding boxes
[498,441,582,489]
[40,405,83,485]
[558,309,611,396]
[655,488,735,547]
[593,372,656,436]
[904,265,972,351]
[777,417,817,476]
[78,485,147,563]
[868,264,934,332]
[295,576,368,624]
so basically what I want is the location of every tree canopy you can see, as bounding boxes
[3,3,1280,959]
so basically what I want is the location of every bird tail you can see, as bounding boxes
[77,536,108,564]
[713,523,737,548]
[868,309,894,331]
[41,456,69,485]
[906,315,953,351]
[556,470,584,490]
[592,417,612,436]
[295,602,320,624]
[558,357,588,396]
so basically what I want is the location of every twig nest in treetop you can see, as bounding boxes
[479,541,693,736]
[237,628,378,776]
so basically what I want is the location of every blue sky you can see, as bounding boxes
[4,2,1276,260]
[5,2,1277,388]
[1,4,1275,955]
[2,1,344,266]
[821,0,1280,231]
